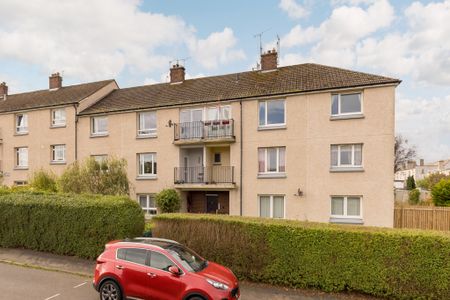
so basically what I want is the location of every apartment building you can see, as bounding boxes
[0,50,400,227]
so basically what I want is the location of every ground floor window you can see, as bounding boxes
[331,196,362,218]
[259,195,285,218]
[138,194,157,215]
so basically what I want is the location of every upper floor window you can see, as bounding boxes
[138,153,157,177]
[331,196,362,219]
[51,108,66,127]
[91,116,108,136]
[15,147,28,168]
[206,105,231,121]
[51,144,66,163]
[258,147,286,174]
[138,111,157,137]
[91,154,108,163]
[139,194,157,215]
[15,113,28,134]
[259,99,285,128]
[259,195,285,218]
[331,93,362,116]
[331,144,362,169]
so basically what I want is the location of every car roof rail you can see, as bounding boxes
[125,237,180,245]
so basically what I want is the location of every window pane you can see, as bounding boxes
[259,102,266,126]
[220,106,231,120]
[258,148,265,173]
[125,248,147,265]
[279,148,285,172]
[139,195,148,208]
[148,196,156,208]
[354,144,362,166]
[331,197,344,216]
[207,107,219,121]
[340,145,352,165]
[267,100,285,125]
[140,112,156,133]
[347,197,361,216]
[273,196,284,218]
[340,94,361,114]
[150,251,173,271]
[267,148,277,172]
[331,145,338,166]
[259,196,270,217]
[331,95,339,115]
[117,249,126,260]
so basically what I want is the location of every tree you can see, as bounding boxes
[155,189,181,213]
[406,176,416,190]
[408,188,420,205]
[394,135,416,172]
[432,179,450,206]
[417,173,450,191]
[58,157,129,195]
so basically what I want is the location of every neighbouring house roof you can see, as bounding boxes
[0,80,115,113]
[79,63,401,115]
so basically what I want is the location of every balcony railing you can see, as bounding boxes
[174,119,234,141]
[174,166,234,184]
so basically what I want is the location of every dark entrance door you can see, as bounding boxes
[206,194,219,213]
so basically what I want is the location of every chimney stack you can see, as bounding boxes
[0,82,8,97]
[261,49,278,71]
[420,159,424,166]
[170,64,185,84]
[49,72,62,90]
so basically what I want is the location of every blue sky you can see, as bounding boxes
[0,0,449,161]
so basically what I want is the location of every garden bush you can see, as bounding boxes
[408,188,420,205]
[0,191,144,258]
[153,214,450,299]
[155,189,181,213]
[29,169,58,192]
[432,179,450,206]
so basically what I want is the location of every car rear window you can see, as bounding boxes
[117,248,148,265]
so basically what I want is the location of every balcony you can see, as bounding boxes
[174,119,235,145]
[174,166,236,190]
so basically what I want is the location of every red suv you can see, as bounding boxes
[93,238,240,300]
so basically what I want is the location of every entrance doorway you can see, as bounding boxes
[187,191,229,214]
[206,194,219,213]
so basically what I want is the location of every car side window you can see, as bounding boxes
[118,248,148,266]
[150,251,174,271]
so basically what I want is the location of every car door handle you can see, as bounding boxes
[147,272,157,278]
[116,265,125,270]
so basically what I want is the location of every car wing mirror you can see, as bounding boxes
[169,265,181,275]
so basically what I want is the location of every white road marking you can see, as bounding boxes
[44,294,60,300]
[73,282,87,289]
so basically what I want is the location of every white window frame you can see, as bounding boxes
[137,111,157,137]
[330,196,363,219]
[259,99,286,127]
[138,194,157,216]
[331,144,363,168]
[258,195,285,219]
[138,153,157,177]
[331,92,363,116]
[51,144,66,163]
[258,147,286,174]
[15,147,28,168]
[15,113,28,134]
[91,116,108,136]
[91,154,108,163]
[51,108,66,127]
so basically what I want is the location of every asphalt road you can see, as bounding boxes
[0,262,367,300]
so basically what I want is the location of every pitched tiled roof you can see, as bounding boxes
[80,63,400,115]
[0,80,115,113]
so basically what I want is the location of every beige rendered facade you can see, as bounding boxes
[0,54,399,227]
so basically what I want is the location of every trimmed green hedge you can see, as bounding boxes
[153,214,450,299]
[0,191,145,259]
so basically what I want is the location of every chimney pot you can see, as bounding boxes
[260,49,278,71]
[0,82,8,96]
[170,64,185,84]
[49,72,62,90]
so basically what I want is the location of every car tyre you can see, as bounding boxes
[188,296,206,300]
[99,280,122,300]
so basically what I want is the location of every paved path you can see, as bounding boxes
[0,248,375,300]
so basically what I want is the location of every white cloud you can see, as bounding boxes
[356,0,450,85]
[279,0,309,19]
[396,94,450,161]
[0,0,244,82]
[280,0,394,67]
[188,28,245,70]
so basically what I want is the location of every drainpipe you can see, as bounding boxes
[74,104,78,161]
[239,100,243,216]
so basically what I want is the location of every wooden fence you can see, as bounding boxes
[394,206,450,231]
